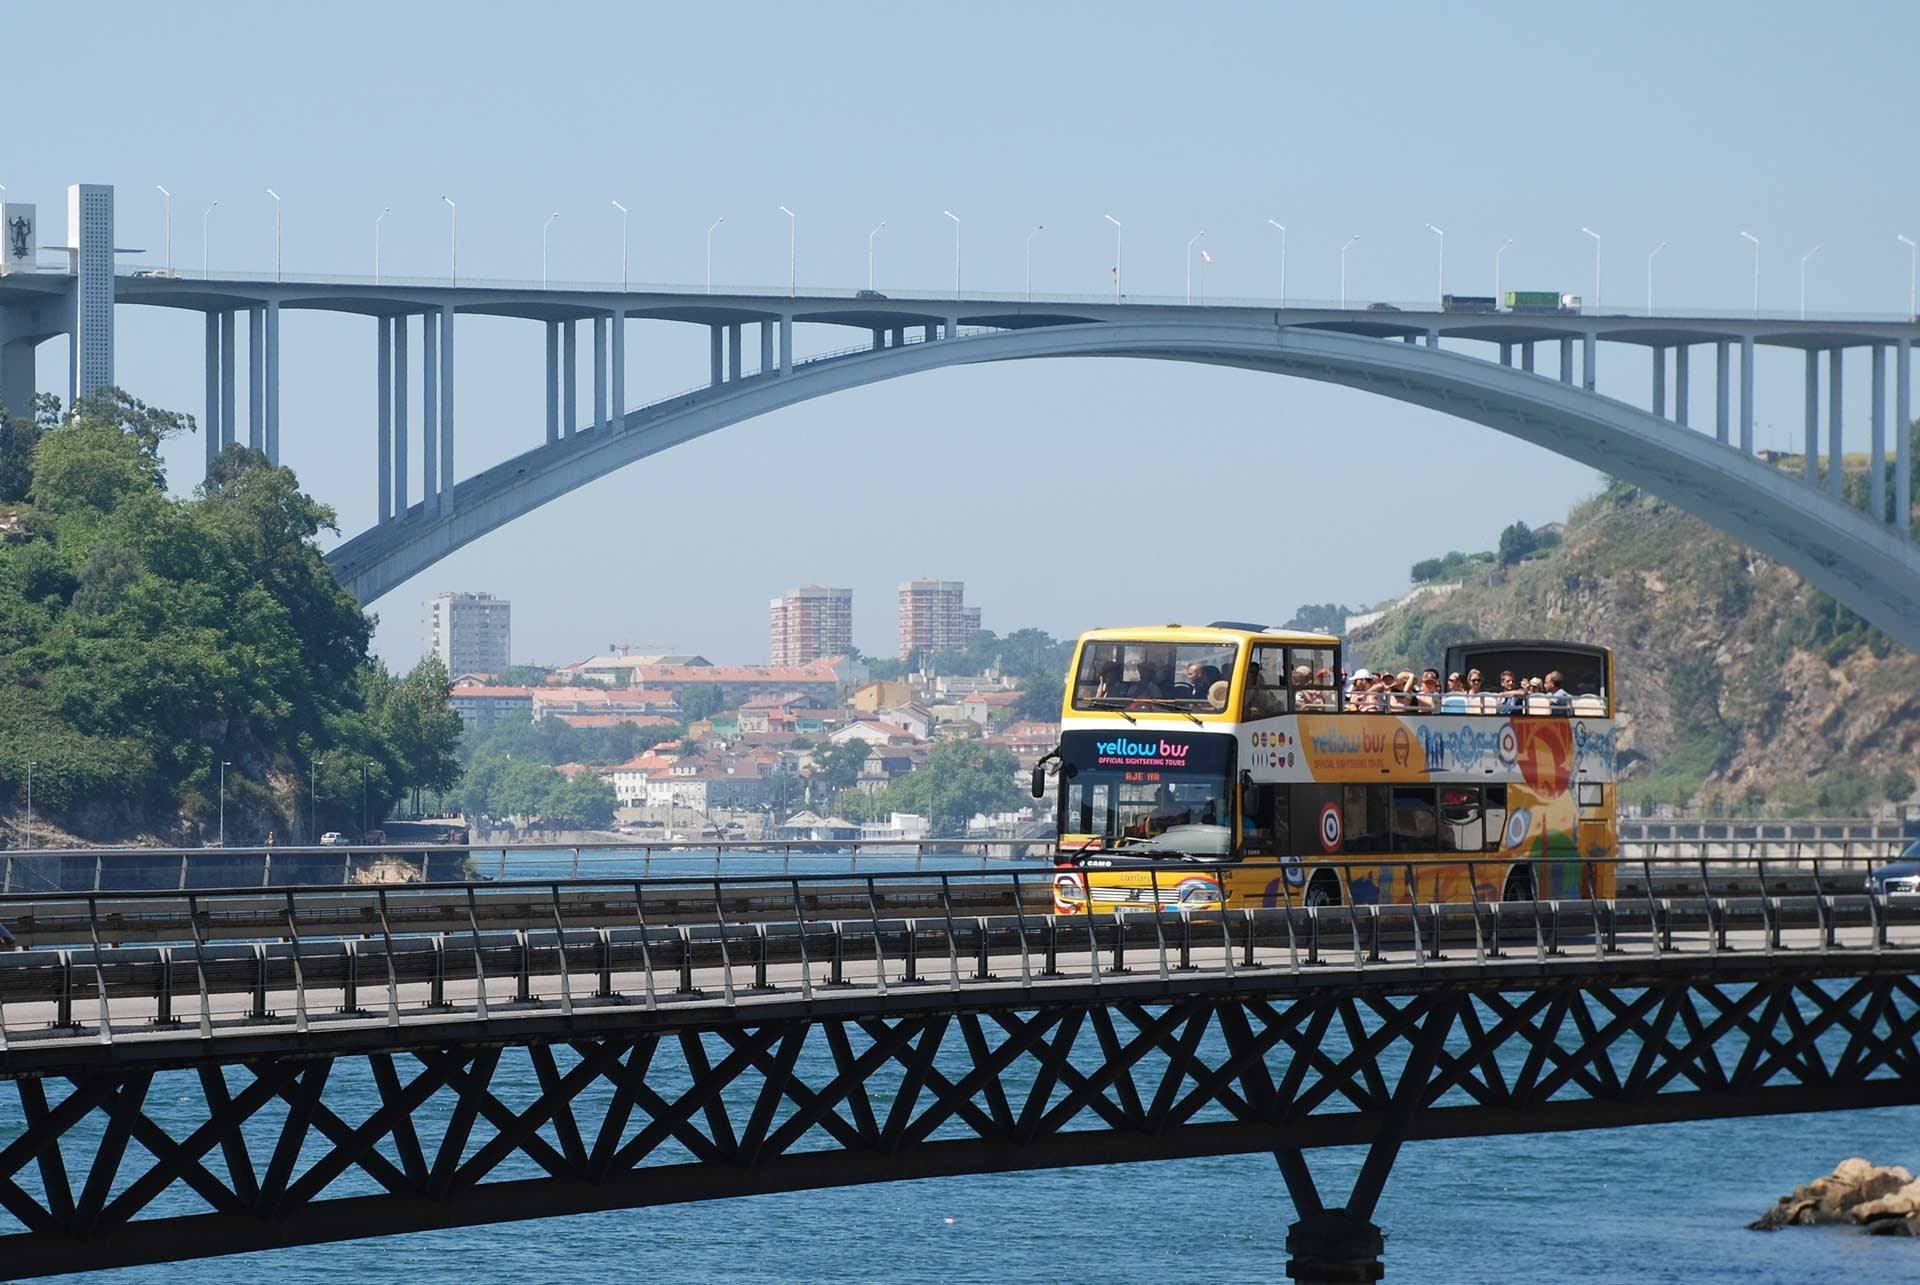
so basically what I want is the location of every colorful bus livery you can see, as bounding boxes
[1042,625,1618,914]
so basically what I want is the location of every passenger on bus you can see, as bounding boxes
[1442,672,1468,713]
[1093,662,1125,700]
[1207,680,1231,711]
[1496,671,1524,715]
[1418,669,1442,712]
[1185,662,1222,699]
[1131,664,1172,700]
[1524,676,1552,715]
[1544,670,1574,715]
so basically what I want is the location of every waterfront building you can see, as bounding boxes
[447,684,536,727]
[897,579,981,659]
[423,592,511,675]
[769,585,853,665]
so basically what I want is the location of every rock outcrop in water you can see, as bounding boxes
[1750,1158,1920,1236]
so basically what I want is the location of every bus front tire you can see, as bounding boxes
[1502,868,1535,903]
[1304,872,1342,909]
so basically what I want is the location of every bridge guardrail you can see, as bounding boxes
[1,854,1915,1057]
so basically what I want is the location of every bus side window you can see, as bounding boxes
[1483,785,1507,852]
[1390,787,1437,853]
[1241,782,1277,853]
[1342,785,1391,854]
[1440,788,1483,851]
[1244,644,1289,717]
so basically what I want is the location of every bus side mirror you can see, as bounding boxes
[1031,765,1046,799]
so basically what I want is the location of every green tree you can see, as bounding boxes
[545,771,617,829]
[811,739,871,793]
[1496,521,1537,567]
[1283,602,1355,634]
[679,682,726,722]
[879,740,1021,836]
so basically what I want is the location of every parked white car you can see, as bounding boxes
[319,832,350,847]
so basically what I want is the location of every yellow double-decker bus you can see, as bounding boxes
[1036,624,1618,914]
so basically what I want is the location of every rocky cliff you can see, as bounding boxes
[1349,474,1919,814]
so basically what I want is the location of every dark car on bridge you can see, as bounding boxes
[1866,840,1920,895]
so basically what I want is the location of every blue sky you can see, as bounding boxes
[11,0,1918,665]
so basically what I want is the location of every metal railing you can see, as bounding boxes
[0,854,1914,1055]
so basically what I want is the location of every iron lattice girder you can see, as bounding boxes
[1,972,1918,1278]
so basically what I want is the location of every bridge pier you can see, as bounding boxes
[437,304,454,511]
[563,320,578,437]
[1740,335,1755,453]
[759,320,773,377]
[421,310,438,503]
[248,305,264,449]
[1897,341,1912,536]
[1558,336,1573,383]
[1871,345,1887,520]
[1828,347,1843,498]
[922,323,937,344]
[728,323,743,380]
[1803,349,1819,483]
[1582,331,1596,391]
[377,317,392,522]
[1520,342,1533,373]
[871,326,885,350]
[1498,341,1511,367]
[202,313,219,470]
[1675,345,1690,427]
[612,310,626,428]
[594,314,608,432]
[1651,345,1666,417]
[545,321,559,444]
[1715,341,1730,444]
[393,316,407,511]
[710,324,723,385]
[219,310,237,448]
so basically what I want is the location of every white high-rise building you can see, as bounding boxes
[424,591,512,675]
[769,585,853,665]
[897,579,981,659]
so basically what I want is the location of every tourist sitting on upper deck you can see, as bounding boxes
[1442,672,1469,713]
[1544,670,1574,715]
[1417,668,1443,712]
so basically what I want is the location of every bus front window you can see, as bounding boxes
[1073,640,1241,713]
[1058,731,1234,856]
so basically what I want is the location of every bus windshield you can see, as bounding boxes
[1057,730,1234,855]
[1072,639,1241,713]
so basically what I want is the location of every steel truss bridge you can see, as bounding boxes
[0,856,1916,1281]
[0,182,1916,643]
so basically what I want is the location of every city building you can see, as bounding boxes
[769,585,853,665]
[897,579,981,659]
[423,592,511,675]
[447,684,537,727]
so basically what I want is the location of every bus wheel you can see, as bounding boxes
[1305,872,1342,908]
[1503,868,1535,903]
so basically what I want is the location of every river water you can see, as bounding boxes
[12,849,1920,1281]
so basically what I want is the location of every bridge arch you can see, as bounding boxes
[327,321,1920,648]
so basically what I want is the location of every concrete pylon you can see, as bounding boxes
[1285,1210,1385,1284]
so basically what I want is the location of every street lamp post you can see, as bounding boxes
[1799,244,1821,320]
[542,211,560,288]
[219,759,231,847]
[441,196,458,286]
[1740,231,1761,319]
[1338,234,1359,308]
[1025,225,1043,301]
[156,185,173,275]
[1185,230,1206,305]
[23,759,32,847]
[943,210,961,298]
[1425,223,1445,306]
[779,205,796,298]
[868,221,886,291]
[266,189,282,281]
[374,207,390,283]
[200,202,218,275]
[1266,219,1287,308]
[705,217,724,294]
[1580,227,1602,311]
[362,762,369,837]
[1103,214,1122,302]
[1646,241,1667,317]
[311,757,323,842]
[611,200,629,291]
[1494,237,1513,305]
[1898,234,1917,319]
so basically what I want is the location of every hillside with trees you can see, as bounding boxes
[1349,434,1920,816]
[0,392,463,844]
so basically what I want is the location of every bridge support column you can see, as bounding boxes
[1871,344,1887,521]
[438,304,454,512]
[265,302,280,463]
[946,316,959,339]
[1675,345,1690,427]
[203,312,220,470]
[421,310,438,504]
[377,317,392,523]
[1804,349,1820,483]
[1651,346,1666,418]
[545,322,559,444]
[1741,335,1755,453]
[248,306,265,449]
[1582,332,1596,391]
[219,310,237,447]
[728,323,743,380]
[779,317,792,375]
[563,321,578,437]
[593,314,608,432]
[1520,343,1533,374]
[759,320,773,376]
[1498,341,1511,367]
[892,325,906,348]
[0,337,34,422]
[1897,342,1912,537]
[1423,329,1438,348]
[923,324,937,344]
[1558,336,1573,384]
[1400,333,1415,344]
[871,327,885,350]
[710,325,723,385]
[1828,348,1844,498]
[394,316,408,513]
[1715,341,1730,445]
[613,311,627,428]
